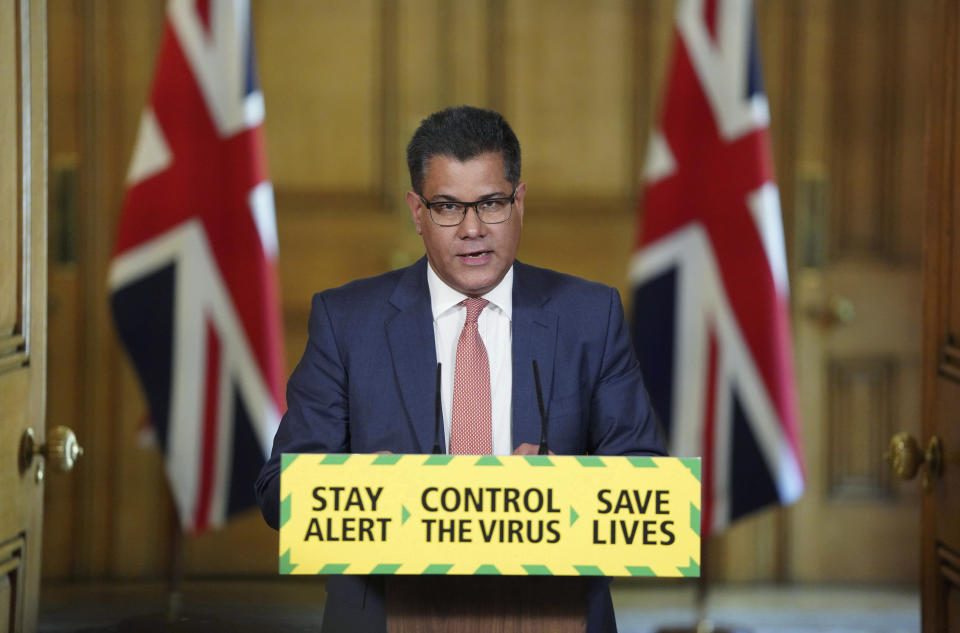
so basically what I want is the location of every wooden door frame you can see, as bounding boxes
[922,0,960,631]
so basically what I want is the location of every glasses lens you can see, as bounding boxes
[477,199,512,224]
[430,202,465,226]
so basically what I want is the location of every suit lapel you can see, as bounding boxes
[511,262,558,448]
[386,258,439,453]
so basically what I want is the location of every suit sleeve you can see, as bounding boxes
[255,293,351,530]
[588,287,667,456]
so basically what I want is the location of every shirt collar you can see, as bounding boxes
[427,262,514,321]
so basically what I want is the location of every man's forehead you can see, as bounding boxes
[421,160,512,201]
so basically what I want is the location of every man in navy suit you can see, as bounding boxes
[256,106,665,632]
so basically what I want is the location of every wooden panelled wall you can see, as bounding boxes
[42,0,930,582]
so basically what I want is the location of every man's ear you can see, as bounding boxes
[405,190,424,235]
[513,182,526,227]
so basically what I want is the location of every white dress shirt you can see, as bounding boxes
[427,264,513,456]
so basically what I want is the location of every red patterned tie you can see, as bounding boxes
[449,298,492,455]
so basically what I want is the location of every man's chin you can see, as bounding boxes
[451,272,500,297]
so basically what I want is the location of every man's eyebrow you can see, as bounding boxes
[429,191,509,202]
[478,191,510,200]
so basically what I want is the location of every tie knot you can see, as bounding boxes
[461,298,489,324]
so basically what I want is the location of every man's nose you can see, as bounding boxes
[457,205,488,237]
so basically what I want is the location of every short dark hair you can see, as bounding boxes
[406,105,521,194]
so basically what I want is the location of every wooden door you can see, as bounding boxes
[783,0,929,583]
[0,1,47,632]
[920,1,960,630]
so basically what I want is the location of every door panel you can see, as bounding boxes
[0,1,47,632]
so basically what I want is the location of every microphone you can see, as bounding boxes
[532,360,549,455]
[432,363,444,454]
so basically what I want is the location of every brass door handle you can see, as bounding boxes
[884,432,942,491]
[19,426,84,482]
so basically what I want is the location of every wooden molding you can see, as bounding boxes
[274,187,386,215]
[826,357,897,500]
[272,186,636,220]
[827,0,905,264]
[0,535,24,632]
[0,334,25,354]
[0,335,26,373]
[939,545,960,586]
[378,0,399,208]
[0,536,24,578]
[939,342,960,382]
[485,0,506,113]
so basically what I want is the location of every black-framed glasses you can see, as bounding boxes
[419,187,517,227]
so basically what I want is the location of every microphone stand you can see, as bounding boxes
[432,363,444,454]
[532,361,549,455]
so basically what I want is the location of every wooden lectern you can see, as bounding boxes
[386,576,587,633]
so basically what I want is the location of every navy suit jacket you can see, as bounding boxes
[256,257,665,632]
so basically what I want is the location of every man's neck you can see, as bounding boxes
[426,262,514,321]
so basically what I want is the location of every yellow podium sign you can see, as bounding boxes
[278,454,700,578]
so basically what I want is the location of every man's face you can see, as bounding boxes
[406,152,525,297]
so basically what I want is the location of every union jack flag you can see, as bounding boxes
[631,0,804,537]
[109,0,285,534]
